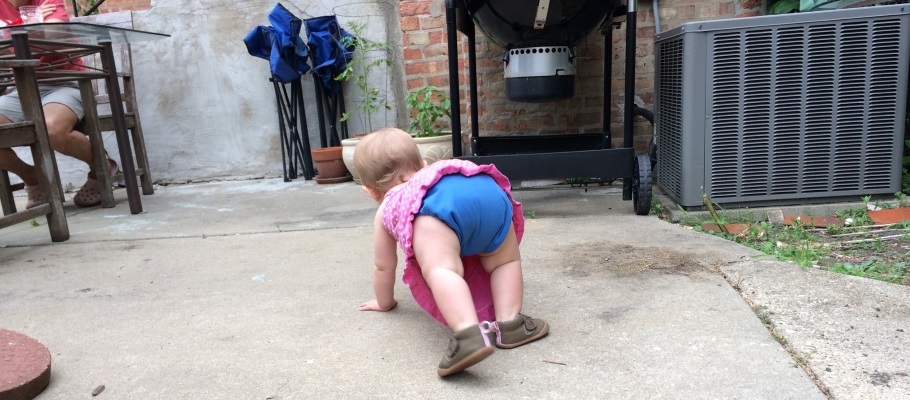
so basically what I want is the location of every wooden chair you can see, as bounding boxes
[75,48,153,208]
[73,11,154,208]
[0,59,69,242]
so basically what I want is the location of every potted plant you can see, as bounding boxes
[406,85,455,164]
[337,21,393,183]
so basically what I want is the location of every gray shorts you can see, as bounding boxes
[0,83,84,123]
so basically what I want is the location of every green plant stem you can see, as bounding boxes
[702,191,729,235]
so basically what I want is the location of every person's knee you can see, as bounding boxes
[43,119,77,151]
[42,104,79,146]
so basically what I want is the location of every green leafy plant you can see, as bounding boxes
[837,206,873,227]
[767,0,800,14]
[650,198,665,217]
[831,259,908,284]
[406,86,451,138]
[74,0,100,16]
[895,191,909,208]
[336,22,393,133]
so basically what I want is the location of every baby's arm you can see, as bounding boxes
[359,206,399,312]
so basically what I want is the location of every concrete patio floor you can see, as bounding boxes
[1,178,908,399]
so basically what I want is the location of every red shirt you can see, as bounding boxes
[0,0,70,23]
[0,0,84,72]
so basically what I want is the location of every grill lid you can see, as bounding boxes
[464,0,619,48]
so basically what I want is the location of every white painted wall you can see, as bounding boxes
[14,0,406,188]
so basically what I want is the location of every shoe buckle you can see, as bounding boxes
[479,321,494,348]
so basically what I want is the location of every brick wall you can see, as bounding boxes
[63,0,151,17]
[400,0,762,152]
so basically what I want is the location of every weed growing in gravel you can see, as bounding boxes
[734,220,825,268]
[671,195,910,285]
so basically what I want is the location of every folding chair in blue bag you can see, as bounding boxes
[243,3,315,181]
[304,15,354,148]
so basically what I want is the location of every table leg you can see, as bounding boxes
[98,40,142,214]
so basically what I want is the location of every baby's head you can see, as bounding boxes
[354,127,424,198]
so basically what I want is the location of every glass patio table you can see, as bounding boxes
[0,22,169,214]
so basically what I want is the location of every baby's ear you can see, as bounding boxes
[362,185,382,203]
[421,159,428,168]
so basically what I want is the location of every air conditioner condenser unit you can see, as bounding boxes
[654,5,910,208]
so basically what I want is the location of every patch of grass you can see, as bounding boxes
[30,219,39,227]
[837,206,873,227]
[792,353,809,368]
[524,210,536,219]
[669,191,910,286]
[733,221,825,268]
[754,305,773,325]
[675,205,704,227]
[830,258,908,284]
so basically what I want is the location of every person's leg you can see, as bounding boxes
[0,99,39,185]
[45,89,118,208]
[0,106,38,184]
[412,215,478,332]
[0,90,92,185]
[43,103,92,166]
[479,225,523,321]
[0,148,38,185]
[480,224,549,349]
[412,215,494,377]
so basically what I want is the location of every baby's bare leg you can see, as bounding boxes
[412,215,479,332]
[480,225,523,322]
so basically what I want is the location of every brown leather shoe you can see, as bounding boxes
[437,322,495,377]
[493,313,549,349]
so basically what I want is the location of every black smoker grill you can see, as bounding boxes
[445,0,653,215]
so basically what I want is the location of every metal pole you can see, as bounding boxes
[296,79,314,179]
[622,1,637,201]
[467,29,479,155]
[602,11,614,149]
[445,0,462,157]
[283,82,299,179]
[272,79,290,181]
[312,77,328,148]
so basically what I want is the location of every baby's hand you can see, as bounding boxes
[359,299,397,312]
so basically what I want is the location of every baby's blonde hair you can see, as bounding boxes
[353,127,424,194]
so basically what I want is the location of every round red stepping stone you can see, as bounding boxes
[0,329,51,400]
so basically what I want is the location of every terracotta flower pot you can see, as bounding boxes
[311,146,351,184]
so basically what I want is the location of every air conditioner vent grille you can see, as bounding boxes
[656,37,684,197]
